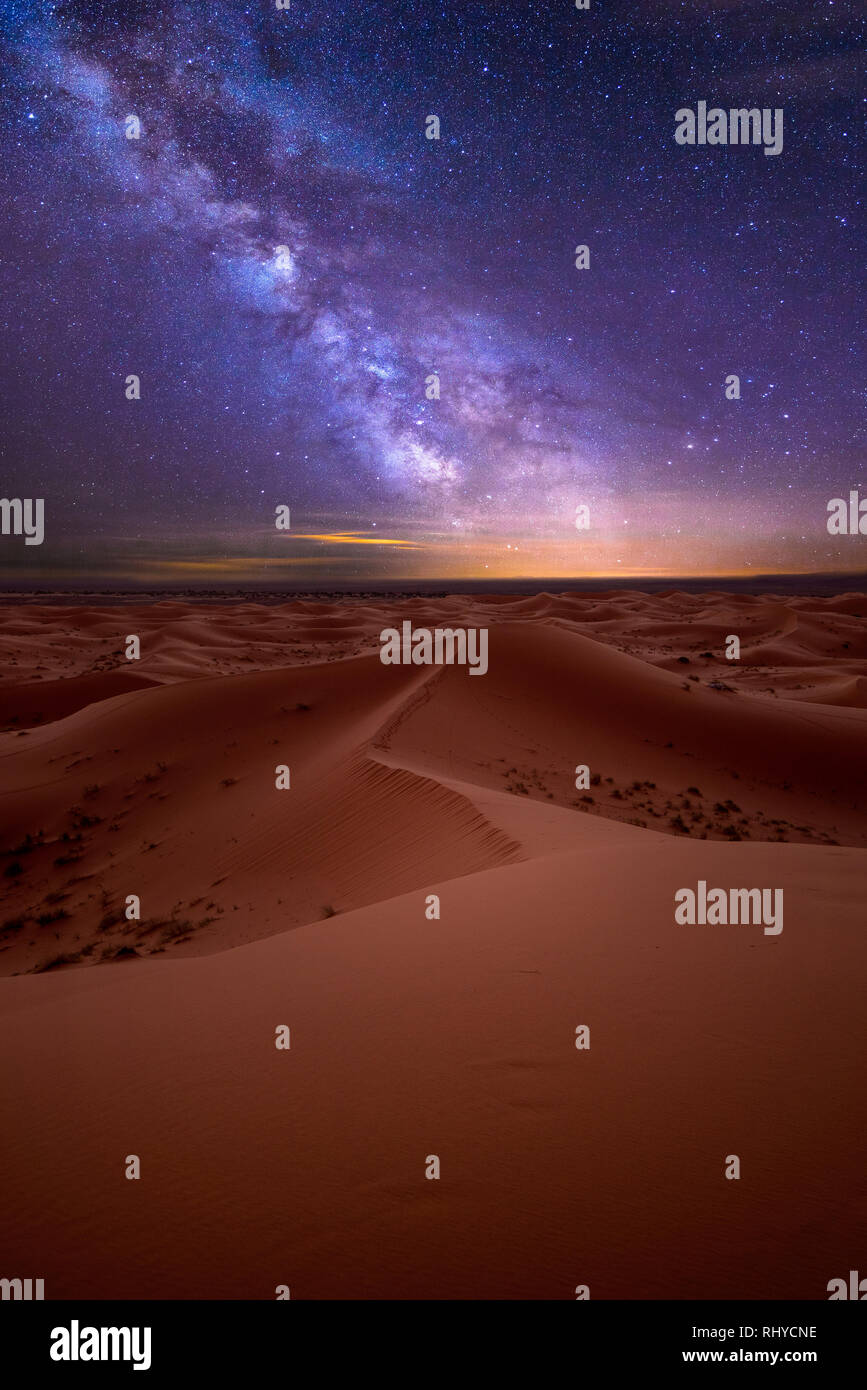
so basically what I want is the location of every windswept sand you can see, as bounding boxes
[0,591,865,1298]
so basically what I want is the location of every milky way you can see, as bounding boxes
[0,0,862,582]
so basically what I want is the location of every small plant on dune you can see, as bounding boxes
[4,860,24,878]
[109,945,140,961]
[8,832,44,855]
[33,950,83,973]
[140,765,166,784]
[158,921,195,944]
[124,918,185,946]
[321,905,337,918]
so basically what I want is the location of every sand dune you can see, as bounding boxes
[0,839,863,1299]
[375,622,867,847]
[2,590,864,688]
[0,590,865,1299]
[0,668,160,729]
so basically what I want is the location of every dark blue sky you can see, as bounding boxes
[0,0,863,583]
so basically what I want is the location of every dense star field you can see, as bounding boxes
[0,0,862,582]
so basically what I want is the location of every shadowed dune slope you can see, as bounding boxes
[374,622,867,842]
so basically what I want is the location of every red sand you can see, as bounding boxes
[0,592,865,1298]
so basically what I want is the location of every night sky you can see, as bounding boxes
[0,0,863,584]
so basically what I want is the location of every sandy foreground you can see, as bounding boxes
[0,590,865,1299]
